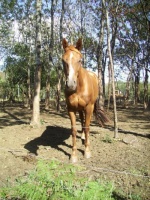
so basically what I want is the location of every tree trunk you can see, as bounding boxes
[45,68,50,110]
[134,74,140,107]
[107,63,112,111]
[106,1,118,111]
[105,0,118,138]
[144,68,148,109]
[55,0,65,112]
[45,0,55,110]
[124,73,131,108]
[56,70,61,112]
[27,64,31,109]
[60,0,64,43]
[31,0,42,126]
[97,0,105,110]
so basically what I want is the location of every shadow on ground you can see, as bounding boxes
[24,126,72,159]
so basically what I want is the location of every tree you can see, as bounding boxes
[115,0,150,108]
[0,0,149,115]
[97,0,105,110]
[31,0,42,126]
[104,0,119,138]
[55,0,65,112]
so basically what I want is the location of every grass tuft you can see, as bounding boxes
[102,134,113,143]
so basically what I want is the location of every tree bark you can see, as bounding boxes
[106,1,118,111]
[97,0,105,110]
[134,73,140,107]
[45,0,55,110]
[144,68,148,109]
[56,69,62,112]
[124,72,131,108]
[27,63,31,109]
[56,0,65,112]
[105,0,119,138]
[107,63,112,111]
[31,0,42,126]
[45,68,50,110]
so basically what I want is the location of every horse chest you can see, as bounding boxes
[67,94,87,109]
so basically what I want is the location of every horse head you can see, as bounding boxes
[62,38,82,92]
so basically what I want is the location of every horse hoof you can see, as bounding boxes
[84,151,91,159]
[71,156,78,163]
[81,133,85,140]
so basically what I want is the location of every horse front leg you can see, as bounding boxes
[68,111,78,163]
[84,105,94,159]
[79,111,85,140]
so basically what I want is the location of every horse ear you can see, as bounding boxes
[62,38,68,50]
[76,38,82,51]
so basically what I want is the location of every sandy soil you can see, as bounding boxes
[0,103,150,199]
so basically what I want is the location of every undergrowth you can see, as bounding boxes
[0,159,141,200]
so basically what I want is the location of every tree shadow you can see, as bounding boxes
[104,125,150,139]
[0,109,27,128]
[118,128,150,139]
[24,126,84,159]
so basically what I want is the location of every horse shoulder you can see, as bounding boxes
[87,71,98,83]
[66,93,78,107]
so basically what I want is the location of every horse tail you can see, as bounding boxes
[94,99,110,126]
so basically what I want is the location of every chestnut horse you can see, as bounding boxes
[62,38,108,163]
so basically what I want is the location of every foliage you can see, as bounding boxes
[0,0,149,106]
[102,134,113,143]
[0,160,115,200]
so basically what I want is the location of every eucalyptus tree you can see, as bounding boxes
[104,0,119,138]
[96,0,105,109]
[55,0,65,112]
[0,0,36,106]
[115,0,150,108]
[42,0,55,110]
[4,44,29,102]
[16,1,36,108]
[31,0,42,125]
[0,0,17,66]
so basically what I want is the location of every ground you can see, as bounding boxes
[0,103,150,199]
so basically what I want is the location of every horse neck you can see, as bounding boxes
[78,66,87,87]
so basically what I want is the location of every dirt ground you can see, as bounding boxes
[0,103,150,199]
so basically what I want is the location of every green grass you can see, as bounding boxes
[102,134,113,143]
[0,160,115,200]
[0,159,142,200]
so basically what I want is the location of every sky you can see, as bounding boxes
[0,60,4,71]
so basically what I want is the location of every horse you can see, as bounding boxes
[62,38,108,163]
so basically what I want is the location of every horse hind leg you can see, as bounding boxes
[84,105,94,159]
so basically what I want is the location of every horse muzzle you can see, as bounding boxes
[66,79,77,92]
